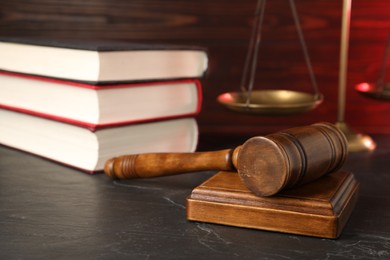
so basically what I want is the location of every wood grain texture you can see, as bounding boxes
[104,148,236,179]
[104,122,348,196]
[1,134,390,258]
[1,0,390,133]
[187,170,359,238]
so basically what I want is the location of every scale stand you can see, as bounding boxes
[336,0,376,152]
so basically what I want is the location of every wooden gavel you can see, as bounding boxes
[104,122,348,196]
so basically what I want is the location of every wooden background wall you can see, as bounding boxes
[1,0,390,135]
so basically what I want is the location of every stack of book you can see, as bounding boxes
[0,37,208,173]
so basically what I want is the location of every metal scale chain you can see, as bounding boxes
[241,0,320,107]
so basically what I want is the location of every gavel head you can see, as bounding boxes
[234,122,348,196]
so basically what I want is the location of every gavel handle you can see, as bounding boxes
[104,148,238,179]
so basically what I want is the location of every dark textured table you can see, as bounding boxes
[1,134,389,259]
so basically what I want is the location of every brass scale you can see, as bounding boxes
[217,0,388,152]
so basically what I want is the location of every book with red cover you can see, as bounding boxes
[0,71,202,130]
[0,108,199,173]
[0,37,208,83]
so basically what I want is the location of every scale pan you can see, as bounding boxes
[217,90,323,115]
[355,82,390,101]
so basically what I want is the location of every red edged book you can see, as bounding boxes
[0,38,206,173]
[0,70,202,130]
[0,37,208,83]
[0,71,202,173]
[0,108,199,173]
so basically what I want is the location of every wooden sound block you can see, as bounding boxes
[187,171,359,239]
